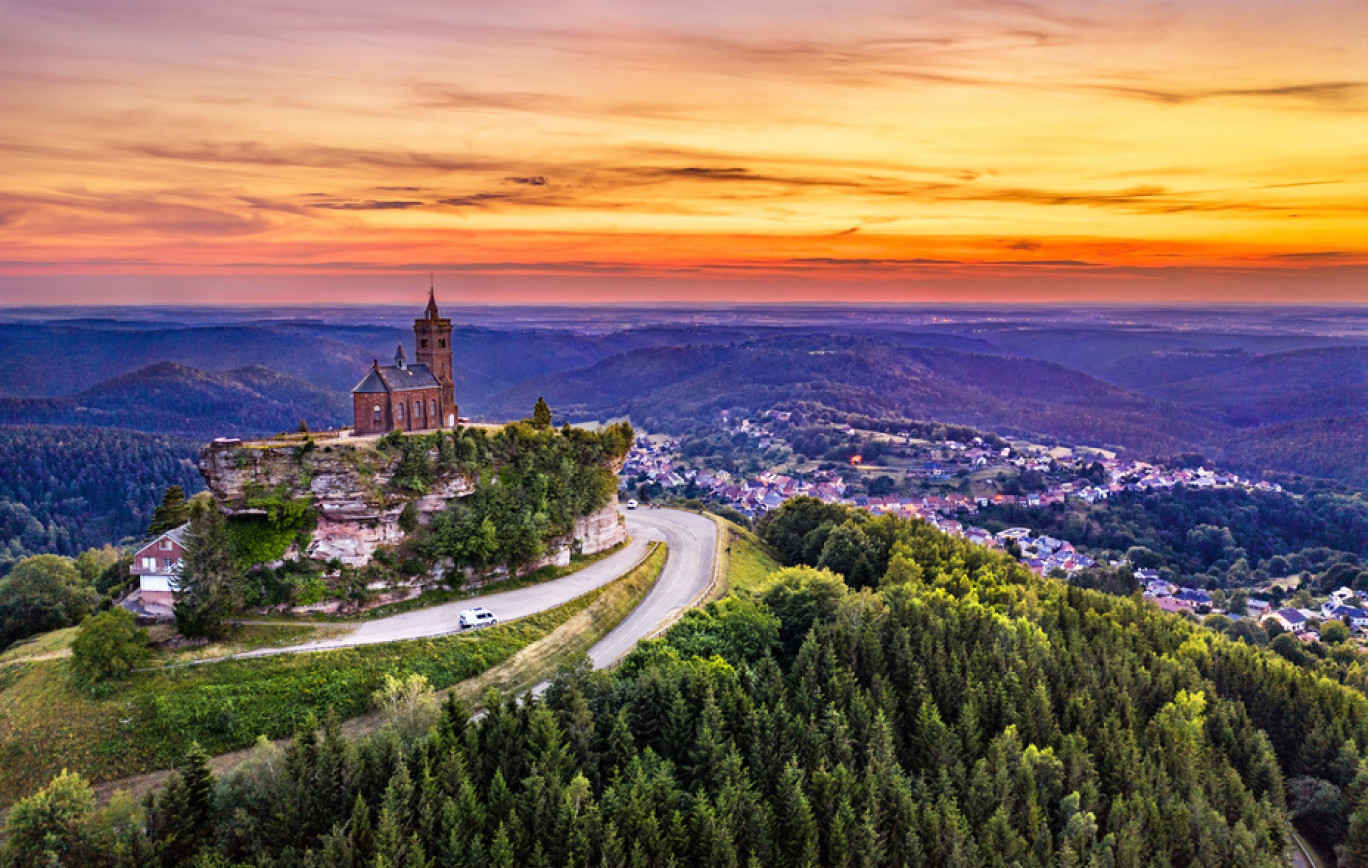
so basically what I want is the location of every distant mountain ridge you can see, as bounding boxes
[1,312,1365,487]
[0,361,350,438]
[1132,345,1368,426]
[485,336,1221,455]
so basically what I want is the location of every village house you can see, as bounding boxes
[130,524,188,616]
[1268,608,1310,633]
[1326,604,1368,631]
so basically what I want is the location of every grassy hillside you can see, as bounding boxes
[0,546,664,808]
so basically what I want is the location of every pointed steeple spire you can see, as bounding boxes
[425,275,439,320]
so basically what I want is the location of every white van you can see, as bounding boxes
[459,607,498,629]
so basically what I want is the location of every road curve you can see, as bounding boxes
[588,508,717,667]
[224,507,715,662]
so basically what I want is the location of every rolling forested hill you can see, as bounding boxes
[1135,346,1368,427]
[485,337,1221,455]
[0,362,352,439]
[1227,414,1368,488]
[0,426,203,574]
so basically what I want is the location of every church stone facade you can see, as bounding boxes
[351,290,457,435]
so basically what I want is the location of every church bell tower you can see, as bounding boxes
[413,280,456,425]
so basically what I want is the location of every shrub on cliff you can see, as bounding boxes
[418,422,632,572]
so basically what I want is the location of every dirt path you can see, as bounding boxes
[0,649,71,667]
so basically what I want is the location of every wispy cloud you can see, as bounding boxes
[437,193,516,208]
[1097,80,1368,107]
[124,141,498,174]
[310,200,425,210]
[5,0,1368,300]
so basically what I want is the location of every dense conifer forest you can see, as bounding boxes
[0,426,202,575]
[15,499,1368,866]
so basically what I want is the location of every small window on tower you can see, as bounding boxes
[421,339,428,348]
[439,339,446,348]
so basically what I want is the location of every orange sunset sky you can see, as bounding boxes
[2,0,1367,304]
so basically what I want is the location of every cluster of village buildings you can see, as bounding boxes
[1144,577,1368,643]
[621,411,1283,579]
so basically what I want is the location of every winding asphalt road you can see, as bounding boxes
[587,507,717,666]
[227,507,716,664]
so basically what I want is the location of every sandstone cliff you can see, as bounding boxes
[198,436,626,570]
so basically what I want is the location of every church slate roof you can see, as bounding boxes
[352,363,440,394]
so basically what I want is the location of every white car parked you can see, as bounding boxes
[626,499,638,509]
[459,606,498,630]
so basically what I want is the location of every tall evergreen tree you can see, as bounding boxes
[174,501,240,639]
[532,397,553,430]
[145,744,214,865]
[147,485,191,536]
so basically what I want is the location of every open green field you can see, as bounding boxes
[0,553,655,807]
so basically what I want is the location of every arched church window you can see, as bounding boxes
[373,405,381,422]
[397,403,404,419]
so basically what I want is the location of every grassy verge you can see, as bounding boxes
[715,520,783,596]
[0,563,628,807]
[146,623,351,666]
[455,542,665,702]
[248,539,631,623]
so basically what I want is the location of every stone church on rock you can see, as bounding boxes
[351,289,458,435]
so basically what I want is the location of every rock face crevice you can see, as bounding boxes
[199,438,624,570]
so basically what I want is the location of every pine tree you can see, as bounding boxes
[174,500,241,639]
[606,707,636,774]
[144,745,215,868]
[147,485,191,535]
[181,741,215,829]
[348,794,374,863]
[489,822,515,868]
[774,760,819,868]
[532,397,553,430]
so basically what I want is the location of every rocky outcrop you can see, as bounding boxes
[198,437,622,570]
[199,438,474,566]
[574,504,627,555]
